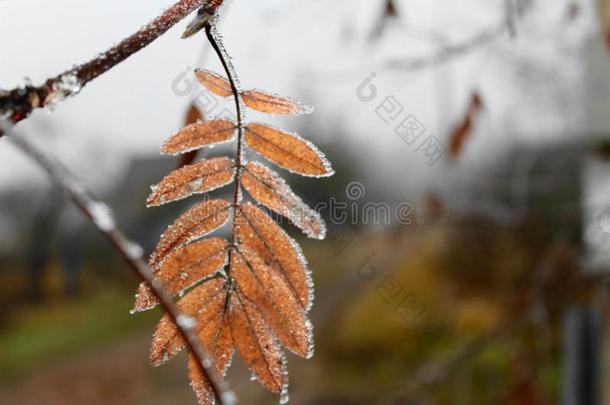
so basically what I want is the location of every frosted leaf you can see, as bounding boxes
[242,162,326,239]
[133,238,228,312]
[278,354,290,405]
[135,11,331,403]
[151,278,234,368]
[195,69,233,98]
[305,318,315,359]
[162,119,237,155]
[232,247,312,358]
[228,293,286,394]
[236,202,313,312]
[241,89,314,116]
[149,199,232,268]
[244,123,334,177]
[146,157,235,207]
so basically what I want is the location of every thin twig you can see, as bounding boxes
[0,0,207,138]
[505,0,518,38]
[2,124,228,405]
[386,24,507,71]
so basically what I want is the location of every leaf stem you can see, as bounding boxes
[204,22,244,267]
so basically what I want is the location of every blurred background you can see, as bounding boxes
[2,0,610,403]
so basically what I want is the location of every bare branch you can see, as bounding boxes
[1,123,230,405]
[385,24,507,71]
[0,0,210,138]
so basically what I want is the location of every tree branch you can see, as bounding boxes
[1,124,230,404]
[385,24,506,71]
[0,0,208,138]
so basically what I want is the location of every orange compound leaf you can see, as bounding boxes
[146,157,236,207]
[244,123,334,177]
[236,202,312,312]
[228,292,288,396]
[242,162,326,239]
[233,247,312,359]
[162,119,237,155]
[195,69,233,98]
[133,238,228,312]
[149,199,232,269]
[136,17,335,405]
[241,89,314,115]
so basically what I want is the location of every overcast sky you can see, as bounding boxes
[1,0,608,200]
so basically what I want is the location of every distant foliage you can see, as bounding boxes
[448,92,483,161]
[132,64,333,403]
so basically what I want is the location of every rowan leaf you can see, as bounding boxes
[228,292,288,395]
[241,89,313,115]
[236,202,312,312]
[147,157,236,207]
[162,119,237,155]
[195,69,233,98]
[176,104,206,169]
[133,238,228,312]
[244,123,334,177]
[149,199,232,269]
[242,161,326,239]
[138,27,334,404]
[233,247,312,358]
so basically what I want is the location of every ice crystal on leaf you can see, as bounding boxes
[135,35,332,403]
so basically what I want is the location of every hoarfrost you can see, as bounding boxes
[177,314,197,330]
[88,202,116,232]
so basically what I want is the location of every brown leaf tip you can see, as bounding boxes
[242,161,327,239]
[194,69,233,98]
[242,89,314,116]
[146,158,236,207]
[162,119,237,156]
[245,123,334,178]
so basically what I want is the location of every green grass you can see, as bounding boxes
[0,288,158,381]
